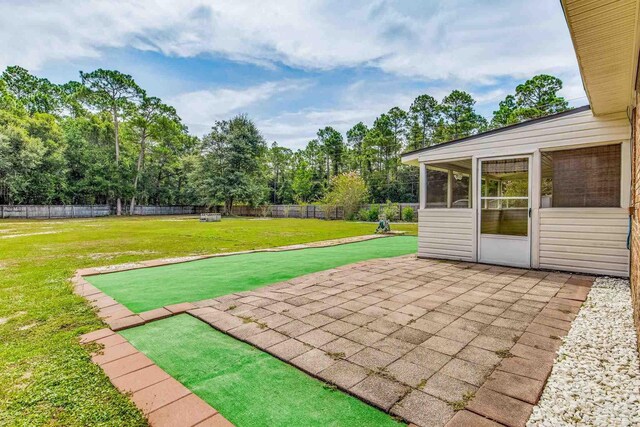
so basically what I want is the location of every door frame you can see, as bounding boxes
[475,154,533,268]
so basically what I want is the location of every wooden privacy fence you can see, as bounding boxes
[130,205,208,216]
[216,203,419,220]
[0,205,206,219]
[0,205,111,219]
[216,205,345,220]
[0,203,419,220]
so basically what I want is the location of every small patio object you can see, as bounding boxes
[200,213,221,222]
[375,216,390,234]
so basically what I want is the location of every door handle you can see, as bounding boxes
[528,208,531,218]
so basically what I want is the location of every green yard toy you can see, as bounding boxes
[376,216,390,233]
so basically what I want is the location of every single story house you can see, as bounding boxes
[401,0,640,283]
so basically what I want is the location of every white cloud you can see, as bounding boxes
[257,81,428,148]
[169,80,311,135]
[0,0,586,148]
[0,0,580,83]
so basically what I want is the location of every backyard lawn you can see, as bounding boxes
[0,216,417,426]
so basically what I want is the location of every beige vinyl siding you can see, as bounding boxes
[539,208,630,277]
[418,209,474,261]
[416,110,630,164]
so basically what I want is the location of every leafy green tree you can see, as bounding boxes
[317,126,344,180]
[323,172,368,220]
[346,122,368,173]
[1,66,63,115]
[60,114,116,204]
[267,142,294,203]
[59,81,88,117]
[80,69,144,214]
[0,116,46,203]
[0,110,68,204]
[387,107,407,145]
[491,75,569,128]
[490,94,518,128]
[438,90,487,141]
[127,95,181,212]
[291,155,314,203]
[299,139,327,200]
[514,74,568,116]
[367,111,404,192]
[143,121,199,205]
[0,79,20,113]
[407,94,439,149]
[198,114,267,212]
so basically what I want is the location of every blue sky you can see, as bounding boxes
[0,0,586,149]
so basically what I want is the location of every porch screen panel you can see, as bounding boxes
[425,159,473,209]
[451,173,470,208]
[549,144,621,207]
[426,169,448,208]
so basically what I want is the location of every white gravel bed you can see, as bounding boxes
[528,277,640,427]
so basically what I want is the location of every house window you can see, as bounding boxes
[541,144,621,208]
[425,159,472,208]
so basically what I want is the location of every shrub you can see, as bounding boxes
[381,201,399,221]
[357,208,369,221]
[322,172,368,220]
[366,205,380,221]
[402,207,415,222]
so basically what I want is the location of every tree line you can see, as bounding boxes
[0,66,569,212]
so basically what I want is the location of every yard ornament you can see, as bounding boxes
[375,216,390,234]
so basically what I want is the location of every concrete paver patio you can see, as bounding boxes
[188,255,592,427]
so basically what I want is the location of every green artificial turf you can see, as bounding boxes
[120,315,402,427]
[87,235,417,313]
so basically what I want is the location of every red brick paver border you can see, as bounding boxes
[80,328,233,427]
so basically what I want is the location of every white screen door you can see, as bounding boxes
[478,157,531,268]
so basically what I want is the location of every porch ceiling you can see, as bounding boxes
[562,0,640,115]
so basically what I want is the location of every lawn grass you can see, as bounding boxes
[121,315,403,427]
[87,235,417,312]
[0,216,417,426]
